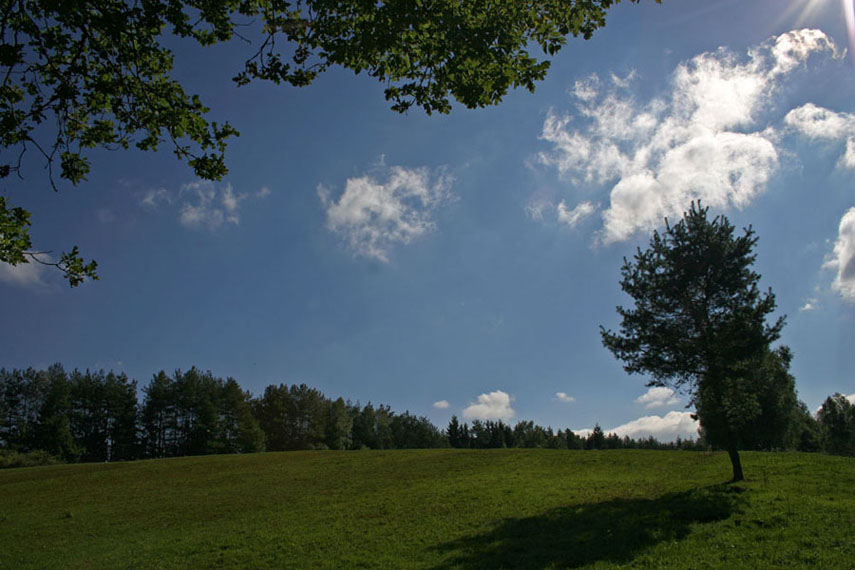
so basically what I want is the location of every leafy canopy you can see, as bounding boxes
[0,0,656,285]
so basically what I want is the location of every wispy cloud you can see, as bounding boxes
[635,387,680,409]
[319,164,454,262]
[535,29,841,243]
[554,392,576,403]
[557,200,597,228]
[432,400,450,409]
[462,390,515,421]
[179,181,243,230]
[140,182,270,231]
[140,187,171,209]
[799,298,819,312]
[524,198,553,221]
[96,209,116,224]
[824,207,855,302]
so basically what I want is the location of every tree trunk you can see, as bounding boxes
[727,445,744,482]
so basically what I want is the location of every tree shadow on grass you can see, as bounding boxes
[431,484,745,569]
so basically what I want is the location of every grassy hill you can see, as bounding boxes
[1,449,853,568]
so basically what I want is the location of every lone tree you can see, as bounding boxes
[601,202,789,482]
[0,0,656,285]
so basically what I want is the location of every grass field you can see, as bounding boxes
[1,449,854,569]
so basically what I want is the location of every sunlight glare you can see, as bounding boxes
[778,0,855,65]
[769,0,825,35]
[844,0,855,63]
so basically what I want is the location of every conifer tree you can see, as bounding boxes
[602,203,792,481]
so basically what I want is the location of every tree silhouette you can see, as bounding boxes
[601,203,789,481]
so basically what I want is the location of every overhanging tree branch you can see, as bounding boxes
[0,0,658,285]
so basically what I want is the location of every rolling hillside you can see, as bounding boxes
[1,450,853,568]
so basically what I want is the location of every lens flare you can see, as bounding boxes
[844,0,855,63]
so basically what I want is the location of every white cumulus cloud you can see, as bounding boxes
[319,165,453,262]
[463,390,515,421]
[536,29,841,243]
[767,28,839,75]
[784,104,855,169]
[554,392,576,403]
[635,386,681,409]
[784,103,855,140]
[607,411,700,441]
[432,400,450,409]
[825,207,855,302]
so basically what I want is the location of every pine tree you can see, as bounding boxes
[447,415,464,448]
[601,203,793,481]
[33,364,80,461]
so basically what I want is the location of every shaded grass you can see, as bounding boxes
[0,450,853,568]
[431,484,745,569]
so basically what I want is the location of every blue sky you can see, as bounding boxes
[2,0,855,440]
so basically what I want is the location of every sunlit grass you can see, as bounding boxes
[1,450,853,568]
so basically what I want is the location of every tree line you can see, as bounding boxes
[444,417,707,451]
[1,363,853,468]
[443,399,853,454]
[0,364,445,465]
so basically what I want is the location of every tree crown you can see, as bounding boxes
[601,202,784,396]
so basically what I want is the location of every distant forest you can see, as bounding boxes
[1,364,853,468]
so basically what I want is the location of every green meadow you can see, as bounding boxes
[1,450,853,569]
